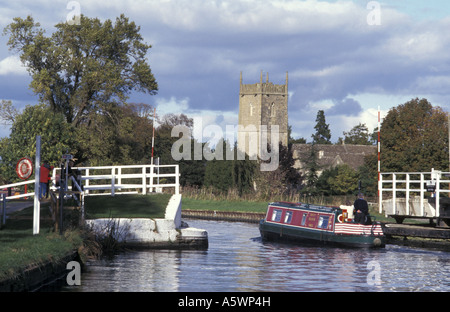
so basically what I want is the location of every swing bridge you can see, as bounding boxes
[1,163,180,233]
[379,168,450,228]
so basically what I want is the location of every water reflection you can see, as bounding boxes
[64,220,450,292]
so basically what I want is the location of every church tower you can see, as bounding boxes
[237,71,288,157]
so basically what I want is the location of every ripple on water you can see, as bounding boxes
[63,220,450,292]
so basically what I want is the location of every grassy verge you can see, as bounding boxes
[182,196,392,221]
[0,204,83,282]
[85,193,172,219]
[182,197,268,213]
[0,193,172,282]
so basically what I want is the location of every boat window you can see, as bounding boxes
[318,216,330,229]
[301,213,307,226]
[271,209,282,222]
[284,211,293,224]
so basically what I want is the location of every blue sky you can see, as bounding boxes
[1,0,450,144]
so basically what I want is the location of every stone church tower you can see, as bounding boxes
[237,71,288,157]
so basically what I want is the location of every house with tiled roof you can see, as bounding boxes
[291,143,376,177]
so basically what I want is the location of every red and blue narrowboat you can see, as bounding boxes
[259,202,385,248]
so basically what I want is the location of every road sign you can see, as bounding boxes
[16,157,33,180]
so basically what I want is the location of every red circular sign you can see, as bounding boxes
[16,157,33,180]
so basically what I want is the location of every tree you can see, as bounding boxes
[4,15,158,126]
[231,144,257,196]
[311,110,331,144]
[343,123,371,145]
[74,102,156,165]
[255,142,302,198]
[203,139,233,192]
[326,164,359,195]
[0,99,19,124]
[381,98,448,172]
[279,143,303,188]
[288,124,306,144]
[302,143,319,192]
[0,104,75,182]
[357,155,378,196]
[316,164,360,195]
[155,113,206,187]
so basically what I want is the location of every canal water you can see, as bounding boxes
[63,219,450,292]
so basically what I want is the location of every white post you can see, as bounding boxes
[406,173,410,215]
[118,167,122,190]
[33,135,41,235]
[142,166,147,195]
[175,165,180,195]
[420,173,424,217]
[378,174,383,214]
[392,173,397,215]
[435,171,440,218]
[111,167,115,196]
[149,165,154,193]
[85,168,90,195]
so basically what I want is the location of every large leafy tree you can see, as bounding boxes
[4,15,158,164]
[76,102,155,165]
[381,98,448,172]
[4,15,158,126]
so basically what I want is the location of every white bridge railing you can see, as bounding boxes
[1,164,180,227]
[0,180,37,200]
[52,164,180,196]
[379,168,449,218]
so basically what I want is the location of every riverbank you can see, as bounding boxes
[0,194,173,291]
[0,203,88,288]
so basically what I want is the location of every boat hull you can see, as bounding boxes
[259,219,385,248]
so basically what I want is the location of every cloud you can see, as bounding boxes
[1,0,450,144]
[154,95,238,144]
[327,98,362,116]
[0,55,27,76]
[155,96,190,117]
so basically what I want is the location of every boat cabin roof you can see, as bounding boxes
[269,202,340,214]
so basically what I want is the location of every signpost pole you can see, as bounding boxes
[33,135,41,235]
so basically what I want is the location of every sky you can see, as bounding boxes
[1,0,450,144]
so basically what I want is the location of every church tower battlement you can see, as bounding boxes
[237,71,289,157]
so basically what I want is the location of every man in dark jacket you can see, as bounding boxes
[354,193,371,225]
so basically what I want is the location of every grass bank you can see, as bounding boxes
[0,193,172,284]
[182,197,268,213]
[181,195,392,222]
[0,204,84,282]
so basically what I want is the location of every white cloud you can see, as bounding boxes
[0,55,27,76]
[155,96,190,117]
[154,95,239,144]
[2,0,450,144]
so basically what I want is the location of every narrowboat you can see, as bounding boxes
[259,202,385,248]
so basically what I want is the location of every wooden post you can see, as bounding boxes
[54,193,60,233]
